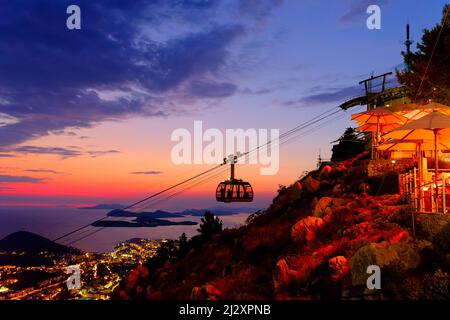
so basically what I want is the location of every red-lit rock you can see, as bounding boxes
[313,197,333,218]
[332,184,343,195]
[303,176,320,193]
[273,259,298,291]
[389,230,410,243]
[319,165,332,179]
[328,256,349,281]
[313,196,348,219]
[291,216,324,243]
[191,283,222,300]
[292,181,303,200]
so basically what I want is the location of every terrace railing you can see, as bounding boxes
[399,168,450,214]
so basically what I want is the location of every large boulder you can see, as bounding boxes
[291,181,303,200]
[191,283,222,300]
[313,196,348,218]
[318,165,332,179]
[273,259,299,292]
[303,176,320,193]
[349,241,421,286]
[291,216,324,243]
[313,197,333,217]
[328,256,349,281]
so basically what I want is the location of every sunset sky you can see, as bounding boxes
[0,0,447,210]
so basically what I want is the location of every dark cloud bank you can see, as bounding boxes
[0,0,283,148]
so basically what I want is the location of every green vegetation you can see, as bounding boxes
[397,5,450,104]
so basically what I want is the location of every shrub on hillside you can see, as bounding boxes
[198,211,223,240]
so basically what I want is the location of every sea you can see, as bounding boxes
[0,206,252,253]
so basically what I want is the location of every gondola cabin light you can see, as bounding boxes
[216,180,253,203]
[216,156,254,203]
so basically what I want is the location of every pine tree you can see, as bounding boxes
[397,5,450,104]
[177,232,189,258]
[331,127,367,161]
[197,211,223,240]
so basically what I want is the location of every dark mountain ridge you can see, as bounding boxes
[0,231,80,254]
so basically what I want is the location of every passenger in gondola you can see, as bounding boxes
[227,189,232,199]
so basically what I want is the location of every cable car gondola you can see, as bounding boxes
[216,156,253,203]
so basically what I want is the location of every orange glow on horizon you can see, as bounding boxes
[0,118,315,207]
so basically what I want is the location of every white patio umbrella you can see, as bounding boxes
[383,111,450,211]
[352,108,408,159]
[401,102,450,120]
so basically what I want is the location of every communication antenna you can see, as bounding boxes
[317,149,322,168]
[404,23,414,72]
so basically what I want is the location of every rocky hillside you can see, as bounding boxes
[116,153,450,300]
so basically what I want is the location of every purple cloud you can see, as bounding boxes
[188,81,238,98]
[339,0,388,25]
[300,85,364,105]
[25,169,64,174]
[0,175,46,184]
[281,85,364,107]
[0,145,122,159]
[87,150,121,158]
[0,0,284,147]
[131,171,163,175]
[242,88,272,95]
[7,146,83,158]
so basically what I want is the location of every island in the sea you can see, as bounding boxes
[86,206,261,228]
[92,218,197,228]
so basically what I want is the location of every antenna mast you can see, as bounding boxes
[404,24,413,72]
